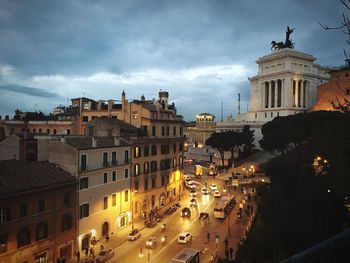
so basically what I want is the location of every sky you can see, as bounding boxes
[0,0,347,121]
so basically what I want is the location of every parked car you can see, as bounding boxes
[190,189,197,197]
[199,212,209,220]
[189,198,197,207]
[128,229,141,241]
[209,183,218,191]
[146,236,157,248]
[213,189,221,197]
[201,188,209,195]
[180,207,191,217]
[178,232,192,244]
[95,249,115,263]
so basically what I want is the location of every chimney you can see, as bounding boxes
[92,137,97,148]
[114,136,119,146]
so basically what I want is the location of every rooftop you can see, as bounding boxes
[0,160,76,197]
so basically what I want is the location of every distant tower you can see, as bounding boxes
[159,90,169,109]
[141,94,145,101]
[237,93,241,116]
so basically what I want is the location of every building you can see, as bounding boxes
[0,134,37,161]
[0,160,77,263]
[185,113,216,147]
[312,68,350,111]
[38,135,132,252]
[216,47,330,146]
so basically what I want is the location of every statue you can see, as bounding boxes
[271,26,295,50]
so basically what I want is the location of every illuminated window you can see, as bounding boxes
[132,111,138,119]
[134,146,141,158]
[112,194,116,206]
[173,157,177,167]
[144,162,149,174]
[124,190,129,202]
[134,164,140,176]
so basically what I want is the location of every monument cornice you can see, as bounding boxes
[256,48,316,64]
[248,70,329,81]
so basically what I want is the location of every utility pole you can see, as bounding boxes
[221,101,223,122]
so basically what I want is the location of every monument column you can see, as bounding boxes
[295,80,299,107]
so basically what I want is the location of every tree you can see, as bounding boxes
[206,132,229,166]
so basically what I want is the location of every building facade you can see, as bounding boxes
[216,48,330,146]
[184,113,216,147]
[0,160,77,263]
[38,136,132,252]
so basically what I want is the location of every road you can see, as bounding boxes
[104,164,254,263]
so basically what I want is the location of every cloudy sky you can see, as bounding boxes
[0,0,347,121]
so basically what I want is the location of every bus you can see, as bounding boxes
[170,248,201,263]
[213,195,236,219]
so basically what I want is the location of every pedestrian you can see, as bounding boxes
[89,247,93,257]
[207,232,210,243]
[76,251,80,262]
[106,233,109,243]
[100,244,104,252]
[85,247,88,258]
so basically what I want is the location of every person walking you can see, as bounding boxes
[84,247,88,258]
[106,233,109,243]
[76,251,80,262]
[207,232,210,243]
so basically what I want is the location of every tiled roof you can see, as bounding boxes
[0,160,76,197]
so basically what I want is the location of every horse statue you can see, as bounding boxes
[271,26,295,50]
[271,41,285,50]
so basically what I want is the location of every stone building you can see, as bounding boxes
[0,160,77,263]
[185,113,216,147]
[216,47,330,146]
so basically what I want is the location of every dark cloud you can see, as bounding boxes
[0,0,347,119]
[0,84,61,98]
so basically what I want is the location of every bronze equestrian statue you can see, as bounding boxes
[271,26,295,50]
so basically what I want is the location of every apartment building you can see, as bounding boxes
[0,160,77,263]
[38,135,132,252]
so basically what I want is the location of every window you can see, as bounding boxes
[134,164,140,176]
[124,168,129,179]
[61,214,72,231]
[112,194,116,206]
[160,159,171,171]
[36,221,48,241]
[271,112,273,118]
[80,154,87,171]
[80,204,89,219]
[152,126,156,136]
[17,227,30,248]
[179,156,183,166]
[20,203,27,217]
[161,145,167,154]
[80,177,88,190]
[144,146,149,157]
[151,145,157,155]
[134,180,139,192]
[124,150,129,163]
[0,208,10,223]
[152,195,155,207]
[38,199,45,212]
[67,129,71,135]
[82,116,88,122]
[144,162,149,174]
[150,161,157,172]
[0,233,7,254]
[103,173,108,184]
[173,143,176,153]
[151,177,156,188]
[103,152,108,167]
[112,151,117,165]
[64,193,70,206]
[173,157,177,167]
[173,126,176,136]
[162,126,165,136]
[112,171,116,181]
[265,112,267,118]
[134,146,141,158]
[124,190,129,202]
[144,177,148,191]
[33,128,36,133]
[255,113,257,119]
[46,129,50,134]
[180,127,183,136]
[179,143,183,151]
[103,196,108,210]
[53,129,57,134]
